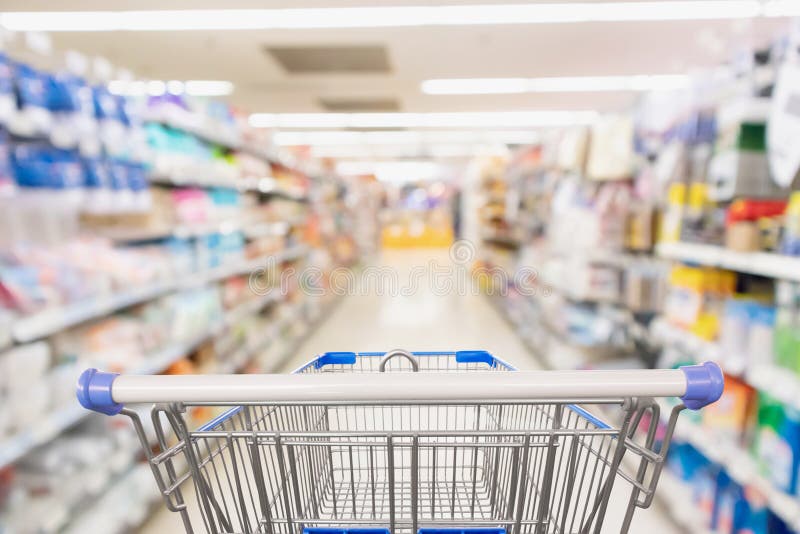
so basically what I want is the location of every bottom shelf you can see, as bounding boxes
[58,294,343,533]
[489,291,800,533]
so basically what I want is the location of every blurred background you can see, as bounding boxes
[1,1,800,532]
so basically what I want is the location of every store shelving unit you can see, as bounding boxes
[657,399,800,531]
[148,173,309,201]
[143,108,322,180]
[51,294,341,534]
[652,317,800,412]
[63,462,157,534]
[655,471,714,534]
[0,289,286,468]
[657,242,800,282]
[10,245,308,343]
[476,139,800,532]
[0,38,379,534]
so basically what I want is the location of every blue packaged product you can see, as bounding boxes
[712,471,748,533]
[11,145,84,189]
[125,162,148,192]
[92,84,119,120]
[14,63,49,111]
[107,160,129,191]
[11,62,53,136]
[0,54,14,127]
[82,157,110,190]
[0,54,13,96]
[48,74,84,113]
[115,95,131,126]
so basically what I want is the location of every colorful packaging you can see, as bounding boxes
[702,376,756,443]
[752,393,800,495]
[774,281,800,374]
[782,191,800,256]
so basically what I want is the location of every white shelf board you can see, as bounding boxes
[657,242,800,282]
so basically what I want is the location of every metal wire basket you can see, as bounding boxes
[77,349,723,534]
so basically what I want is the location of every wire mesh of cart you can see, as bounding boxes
[77,349,724,534]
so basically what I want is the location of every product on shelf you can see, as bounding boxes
[585,115,635,181]
[0,417,144,533]
[752,392,800,496]
[725,198,786,252]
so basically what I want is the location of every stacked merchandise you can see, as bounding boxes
[478,21,800,534]
[644,32,800,533]
[381,181,455,248]
[0,33,371,532]
[479,124,663,371]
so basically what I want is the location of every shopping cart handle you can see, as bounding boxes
[76,362,724,414]
[77,368,124,415]
[679,361,725,410]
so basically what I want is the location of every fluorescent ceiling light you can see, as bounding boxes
[311,143,508,159]
[0,2,784,32]
[421,74,691,95]
[108,79,233,97]
[763,0,800,15]
[251,111,596,129]
[184,80,234,96]
[273,130,540,146]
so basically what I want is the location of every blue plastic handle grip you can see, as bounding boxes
[455,350,497,367]
[76,368,124,415]
[679,361,725,410]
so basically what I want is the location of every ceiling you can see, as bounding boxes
[0,1,789,115]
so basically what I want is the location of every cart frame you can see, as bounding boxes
[78,350,723,534]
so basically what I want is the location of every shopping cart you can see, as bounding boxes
[77,349,723,534]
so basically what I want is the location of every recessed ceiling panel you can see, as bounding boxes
[265,45,391,74]
[319,97,400,111]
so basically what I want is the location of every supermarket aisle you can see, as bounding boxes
[141,249,679,534]
[280,248,537,371]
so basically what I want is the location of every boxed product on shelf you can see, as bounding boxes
[0,238,175,314]
[775,281,800,374]
[725,198,787,253]
[709,97,784,203]
[0,416,141,533]
[701,375,757,444]
[666,441,796,533]
[585,115,635,181]
[1,344,53,435]
[146,122,240,184]
[624,202,658,252]
[752,392,800,496]
[624,261,666,313]
[555,126,590,174]
[663,265,736,340]
[719,299,776,372]
[783,192,800,256]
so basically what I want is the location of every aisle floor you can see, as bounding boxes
[140,249,680,534]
